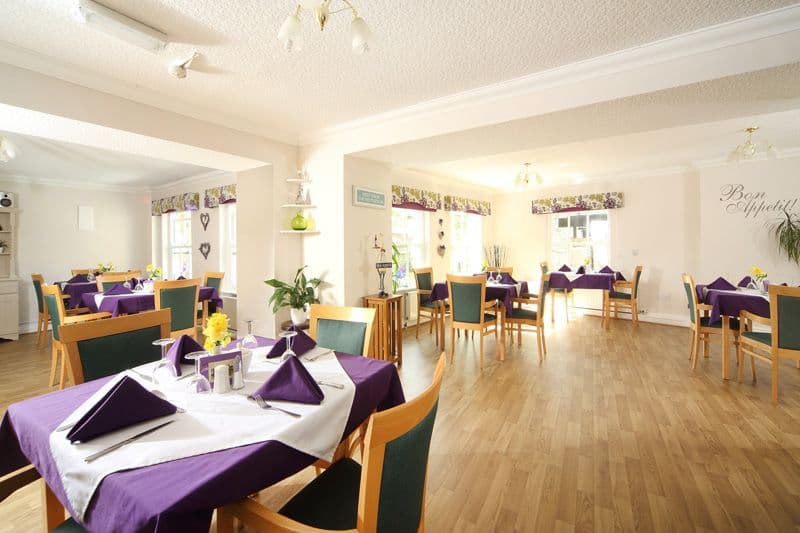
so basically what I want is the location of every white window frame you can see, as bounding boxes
[219,203,237,294]
[549,209,610,269]
[449,211,483,274]
[161,211,192,279]
[391,208,430,290]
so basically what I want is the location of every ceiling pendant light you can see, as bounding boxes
[278,0,372,53]
[0,137,16,163]
[515,163,543,187]
[729,126,779,162]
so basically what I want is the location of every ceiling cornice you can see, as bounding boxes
[304,4,800,150]
[0,172,147,194]
[148,169,233,194]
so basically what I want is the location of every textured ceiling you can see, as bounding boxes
[0,130,212,187]
[0,0,794,139]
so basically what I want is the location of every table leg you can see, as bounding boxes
[602,290,610,329]
[722,317,730,381]
[498,307,506,361]
[42,479,65,532]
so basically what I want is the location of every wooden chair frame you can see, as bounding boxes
[218,354,446,533]
[505,274,549,361]
[199,271,225,327]
[154,278,201,339]
[446,274,504,369]
[609,265,643,326]
[60,309,171,386]
[308,304,377,357]
[738,284,800,403]
[414,267,439,344]
[32,274,74,348]
[682,273,741,372]
[95,272,136,292]
[70,268,92,276]
[42,285,111,389]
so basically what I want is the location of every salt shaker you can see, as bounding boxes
[213,365,231,394]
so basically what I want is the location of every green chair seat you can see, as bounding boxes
[316,319,368,355]
[609,291,631,300]
[51,518,87,532]
[508,308,538,320]
[279,458,361,530]
[699,317,739,330]
[420,300,438,309]
[742,331,772,345]
[481,313,498,323]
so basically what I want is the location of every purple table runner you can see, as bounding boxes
[695,285,770,324]
[430,281,529,316]
[0,353,403,532]
[81,287,223,317]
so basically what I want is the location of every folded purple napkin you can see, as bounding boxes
[558,265,571,272]
[66,376,177,443]
[576,266,586,275]
[177,276,186,280]
[707,277,736,291]
[499,273,517,284]
[738,276,752,287]
[599,265,614,274]
[67,274,89,283]
[166,335,204,376]
[267,328,316,359]
[252,356,324,405]
[224,335,276,351]
[104,284,133,296]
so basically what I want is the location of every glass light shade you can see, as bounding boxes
[0,138,16,162]
[278,13,303,51]
[351,16,372,54]
[299,0,325,9]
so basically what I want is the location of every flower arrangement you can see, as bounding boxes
[203,312,232,352]
[97,262,114,273]
[583,257,591,266]
[146,264,163,279]
[264,266,322,313]
[484,244,508,269]
[751,266,767,282]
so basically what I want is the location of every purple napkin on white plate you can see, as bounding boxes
[67,274,89,283]
[252,356,324,405]
[104,284,133,296]
[575,266,586,275]
[738,276,752,287]
[224,335,276,351]
[166,335,204,376]
[707,277,736,291]
[66,376,177,443]
[558,265,571,272]
[499,273,517,284]
[267,328,316,359]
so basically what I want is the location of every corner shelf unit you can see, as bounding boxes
[282,175,318,235]
[279,230,321,235]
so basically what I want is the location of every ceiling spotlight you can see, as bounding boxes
[515,163,543,187]
[0,137,17,163]
[168,51,200,79]
[729,126,778,162]
[73,0,168,53]
[278,0,373,53]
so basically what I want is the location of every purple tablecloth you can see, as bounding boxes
[548,272,617,291]
[81,287,223,317]
[60,282,99,309]
[0,353,404,532]
[430,281,529,316]
[696,285,770,324]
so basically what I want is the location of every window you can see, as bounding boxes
[219,203,237,293]
[391,208,430,290]
[550,210,609,269]
[162,211,192,279]
[450,212,482,274]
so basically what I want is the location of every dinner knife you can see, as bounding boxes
[83,420,175,463]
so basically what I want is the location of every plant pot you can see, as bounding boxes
[290,306,309,325]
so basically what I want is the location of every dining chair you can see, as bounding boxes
[414,267,440,343]
[70,268,92,276]
[95,273,133,292]
[154,278,201,340]
[609,265,643,326]
[681,273,740,370]
[738,285,800,403]
[0,466,87,532]
[60,309,170,385]
[32,274,76,348]
[505,274,549,361]
[446,274,503,369]
[198,271,225,327]
[308,304,376,356]
[42,285,111,389]
[498,266,514,274]
[217,353,446,533]
[541,261,570,322]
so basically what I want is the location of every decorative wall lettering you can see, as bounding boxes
[719,184,799,218]
[200,212,210,231]
[199,242,211,259]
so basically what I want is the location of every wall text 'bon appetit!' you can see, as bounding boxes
[720,184,799,218]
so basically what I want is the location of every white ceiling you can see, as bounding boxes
[0,130,212,188]
[0,0,795,141]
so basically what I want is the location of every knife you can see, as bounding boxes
[83,420,175,463]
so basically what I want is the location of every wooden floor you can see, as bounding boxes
[1,311,800,532]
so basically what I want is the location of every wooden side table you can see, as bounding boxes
[362,294,403,366]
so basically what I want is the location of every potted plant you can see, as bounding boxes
[0,240,6,254]
[264,266,322,325]
[772,209,800,264]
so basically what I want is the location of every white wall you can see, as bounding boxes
[1,179,151,330]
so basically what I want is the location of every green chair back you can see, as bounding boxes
[633,268,643,298]
[101,281,120,292]
[316,319,368,356]
[777,294,800,350]
[206,276,222,291]
[450,282,482,323]
[416,272,432,291]
[376,401,439,532]
[32,279,44,314]
[158,286,198,331]
[75,327,163,382]
[44,294,62,341]
[540,278,550,317]
[683,282,696,324]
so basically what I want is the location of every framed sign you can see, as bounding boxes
[353,186,387,209]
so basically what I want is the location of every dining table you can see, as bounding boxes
[0,347,404,532]
[58,281,100,309]
[548,271,622,328]
[80,287,223,317]
[695,284,771,380]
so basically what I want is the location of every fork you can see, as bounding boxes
[305,349,333,362]
[252,394,301,418]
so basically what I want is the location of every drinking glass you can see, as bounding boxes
[151,338,177,385]
[279,330,298,361]
[239,320,258,376]
[123,279,131,290]
[87,272,95,282]
[184,350,212,394]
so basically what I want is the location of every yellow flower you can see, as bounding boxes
[751,266,766,279]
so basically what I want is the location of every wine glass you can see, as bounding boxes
[87,272,95,282]
[279,330,298,361]
[238,319,258,377]
[184,350,212,394]
[151,338,177,385]
[123,279,131,290]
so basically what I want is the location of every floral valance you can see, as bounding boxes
[391,185,441,212]
[531,192,624,214]
[204,184,237,208]
[151,192,200,216]
[443,195,492,216]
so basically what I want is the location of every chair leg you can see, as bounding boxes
[415,307,421,339]
[771,356,779,404]
[58,347,67,390]
[449,327,455,365]
[751,355,757,383]
[692,332,701,369]
[216,507,235,533]
[541,327,547,355]
[48,342,59,387]
[613,302,618,319]
[703,335,710,358]
[517,323,522,346]
[736,337,744,383]
[536,329,543,362]
[36,314,44,348]
[479,332,484,370]
[687,330,694,360]
[564,291,569,322]
[550,290,555,323]
[632,300,639,326]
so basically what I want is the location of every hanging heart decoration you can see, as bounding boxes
[199,242,211,259]
[200,212,210,231]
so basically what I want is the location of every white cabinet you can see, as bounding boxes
[0,208,19,341]
[0,279,19,341]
